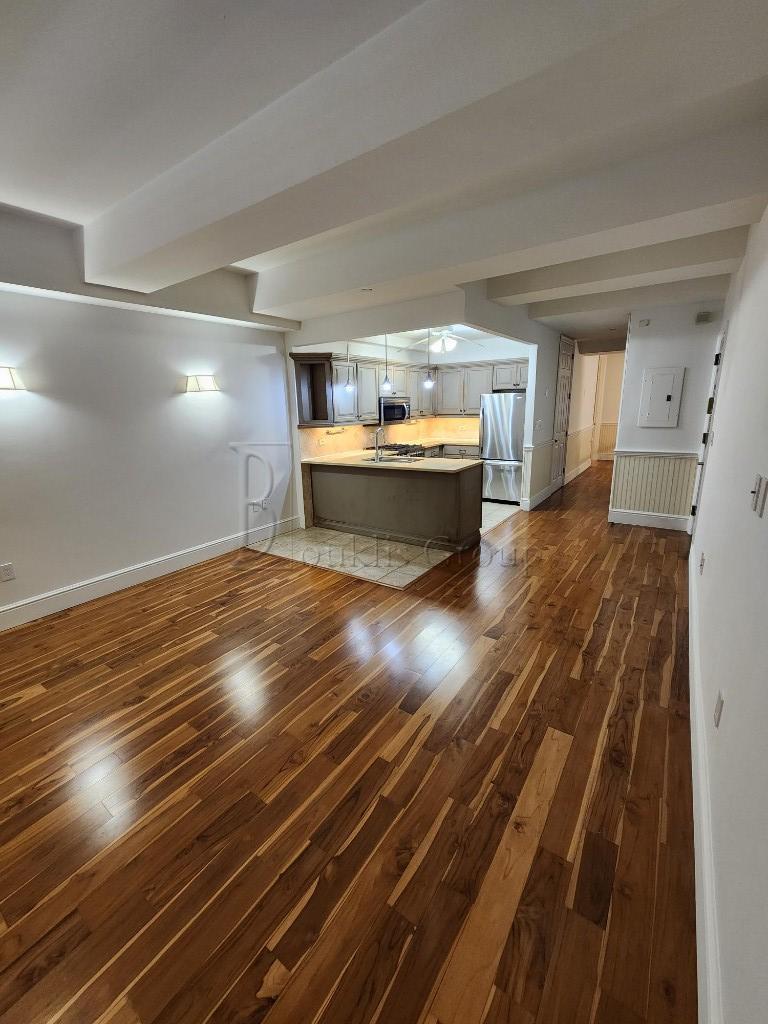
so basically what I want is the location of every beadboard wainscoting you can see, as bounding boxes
[522,440,558,510]
[609,450,698,531]
[564,425,594,484]
[595,420,618,459]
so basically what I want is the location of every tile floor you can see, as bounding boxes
[479,499,519,535]
[249,501,519,588]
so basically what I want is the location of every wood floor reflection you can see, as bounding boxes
[0,464,696,1024]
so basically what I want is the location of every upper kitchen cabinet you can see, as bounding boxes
[356,363,379,422]
[492,360,528,389]
[378,365,408,396]
[463,365,494,413]
[406,368,434,416]
[331,360,380,423]
[436,367,464,414]
[417,370,436,415]
[291,353,334,426]
[406,368,421,408]
[436,365,493,415]
[332,362,359,422]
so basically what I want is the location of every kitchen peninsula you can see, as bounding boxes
[301,450,483,552]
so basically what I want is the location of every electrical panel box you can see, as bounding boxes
[638,366,685,428]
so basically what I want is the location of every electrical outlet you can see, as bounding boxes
[699,552,705,575]
[0,562,15,582]
[713,691,724,729]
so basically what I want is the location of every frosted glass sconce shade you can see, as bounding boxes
[185,375,219,392]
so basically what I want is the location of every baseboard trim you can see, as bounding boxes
[688,560,723,1024]
[564,459,592,485]
[0,516,300,632]
[594,452,615,461]
[608,508,691,531]
[522,478,562,511]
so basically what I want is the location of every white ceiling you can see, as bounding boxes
[2,0,768,340]
[0,0,422,221]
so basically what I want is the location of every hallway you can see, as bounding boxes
[0,464,696,1024]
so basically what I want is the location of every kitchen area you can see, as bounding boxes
[252,326,531,587]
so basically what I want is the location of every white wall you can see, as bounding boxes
[617,303,720,452]
[598,351,624,423]
[689,209,768,1024]
[0,289,293,629]
[569,351,599,433]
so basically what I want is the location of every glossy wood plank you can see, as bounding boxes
[0,465,697,1024]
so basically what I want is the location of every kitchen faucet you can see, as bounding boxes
[374,426,386,462]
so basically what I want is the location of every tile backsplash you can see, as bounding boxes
[298,417,481,458]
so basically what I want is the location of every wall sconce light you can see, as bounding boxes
[185,374,219,392]
[0,367,25,390]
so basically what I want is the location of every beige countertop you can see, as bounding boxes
[302,449,482,473]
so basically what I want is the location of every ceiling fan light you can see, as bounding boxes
[423,374,435,389]
[429,337,442,353]
[443,335,457,352]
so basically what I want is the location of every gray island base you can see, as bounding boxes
[303,458,483,553]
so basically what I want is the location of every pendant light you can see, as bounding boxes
[380,333,392,392]
[344,343,355,392]
[423,328,435,389]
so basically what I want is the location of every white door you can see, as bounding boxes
[332,362,358,422]
[356,364,379,422]
[492,363,519,389]
[437,368,464,414]
[551,338,575,487]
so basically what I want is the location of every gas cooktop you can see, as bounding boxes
[364,443,425,455]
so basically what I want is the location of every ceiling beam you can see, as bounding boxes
[245,121,768,320]
[528,275,731,319]
[82,0,768,294]
[486,227,748,304]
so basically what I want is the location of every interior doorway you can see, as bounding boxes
[591,351,625,463]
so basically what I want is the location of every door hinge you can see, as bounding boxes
[714,352,721,366]
[706,396,714,414]
[702,431,709,445]
[691,504,697,516]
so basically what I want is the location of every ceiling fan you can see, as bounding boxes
[412,326,486,353]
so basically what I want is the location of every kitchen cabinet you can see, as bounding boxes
[332,362,358,422]
[407,368,435,416]
[463,366,494,413]
[492,361,528,389]
[406,369,421,412]
[418,370,436,415]
[437,368,464,414]
[379,365,407,396]
[443,444,481,457]
[356,364,379,422]
[436,365,492,415]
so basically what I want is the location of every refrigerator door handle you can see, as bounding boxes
[479,406,485,456]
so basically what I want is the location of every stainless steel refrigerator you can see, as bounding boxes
[480,390,526,503]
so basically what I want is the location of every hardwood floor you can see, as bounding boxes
[0,464,696,1024]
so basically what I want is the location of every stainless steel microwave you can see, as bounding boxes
[379,396,411,424]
